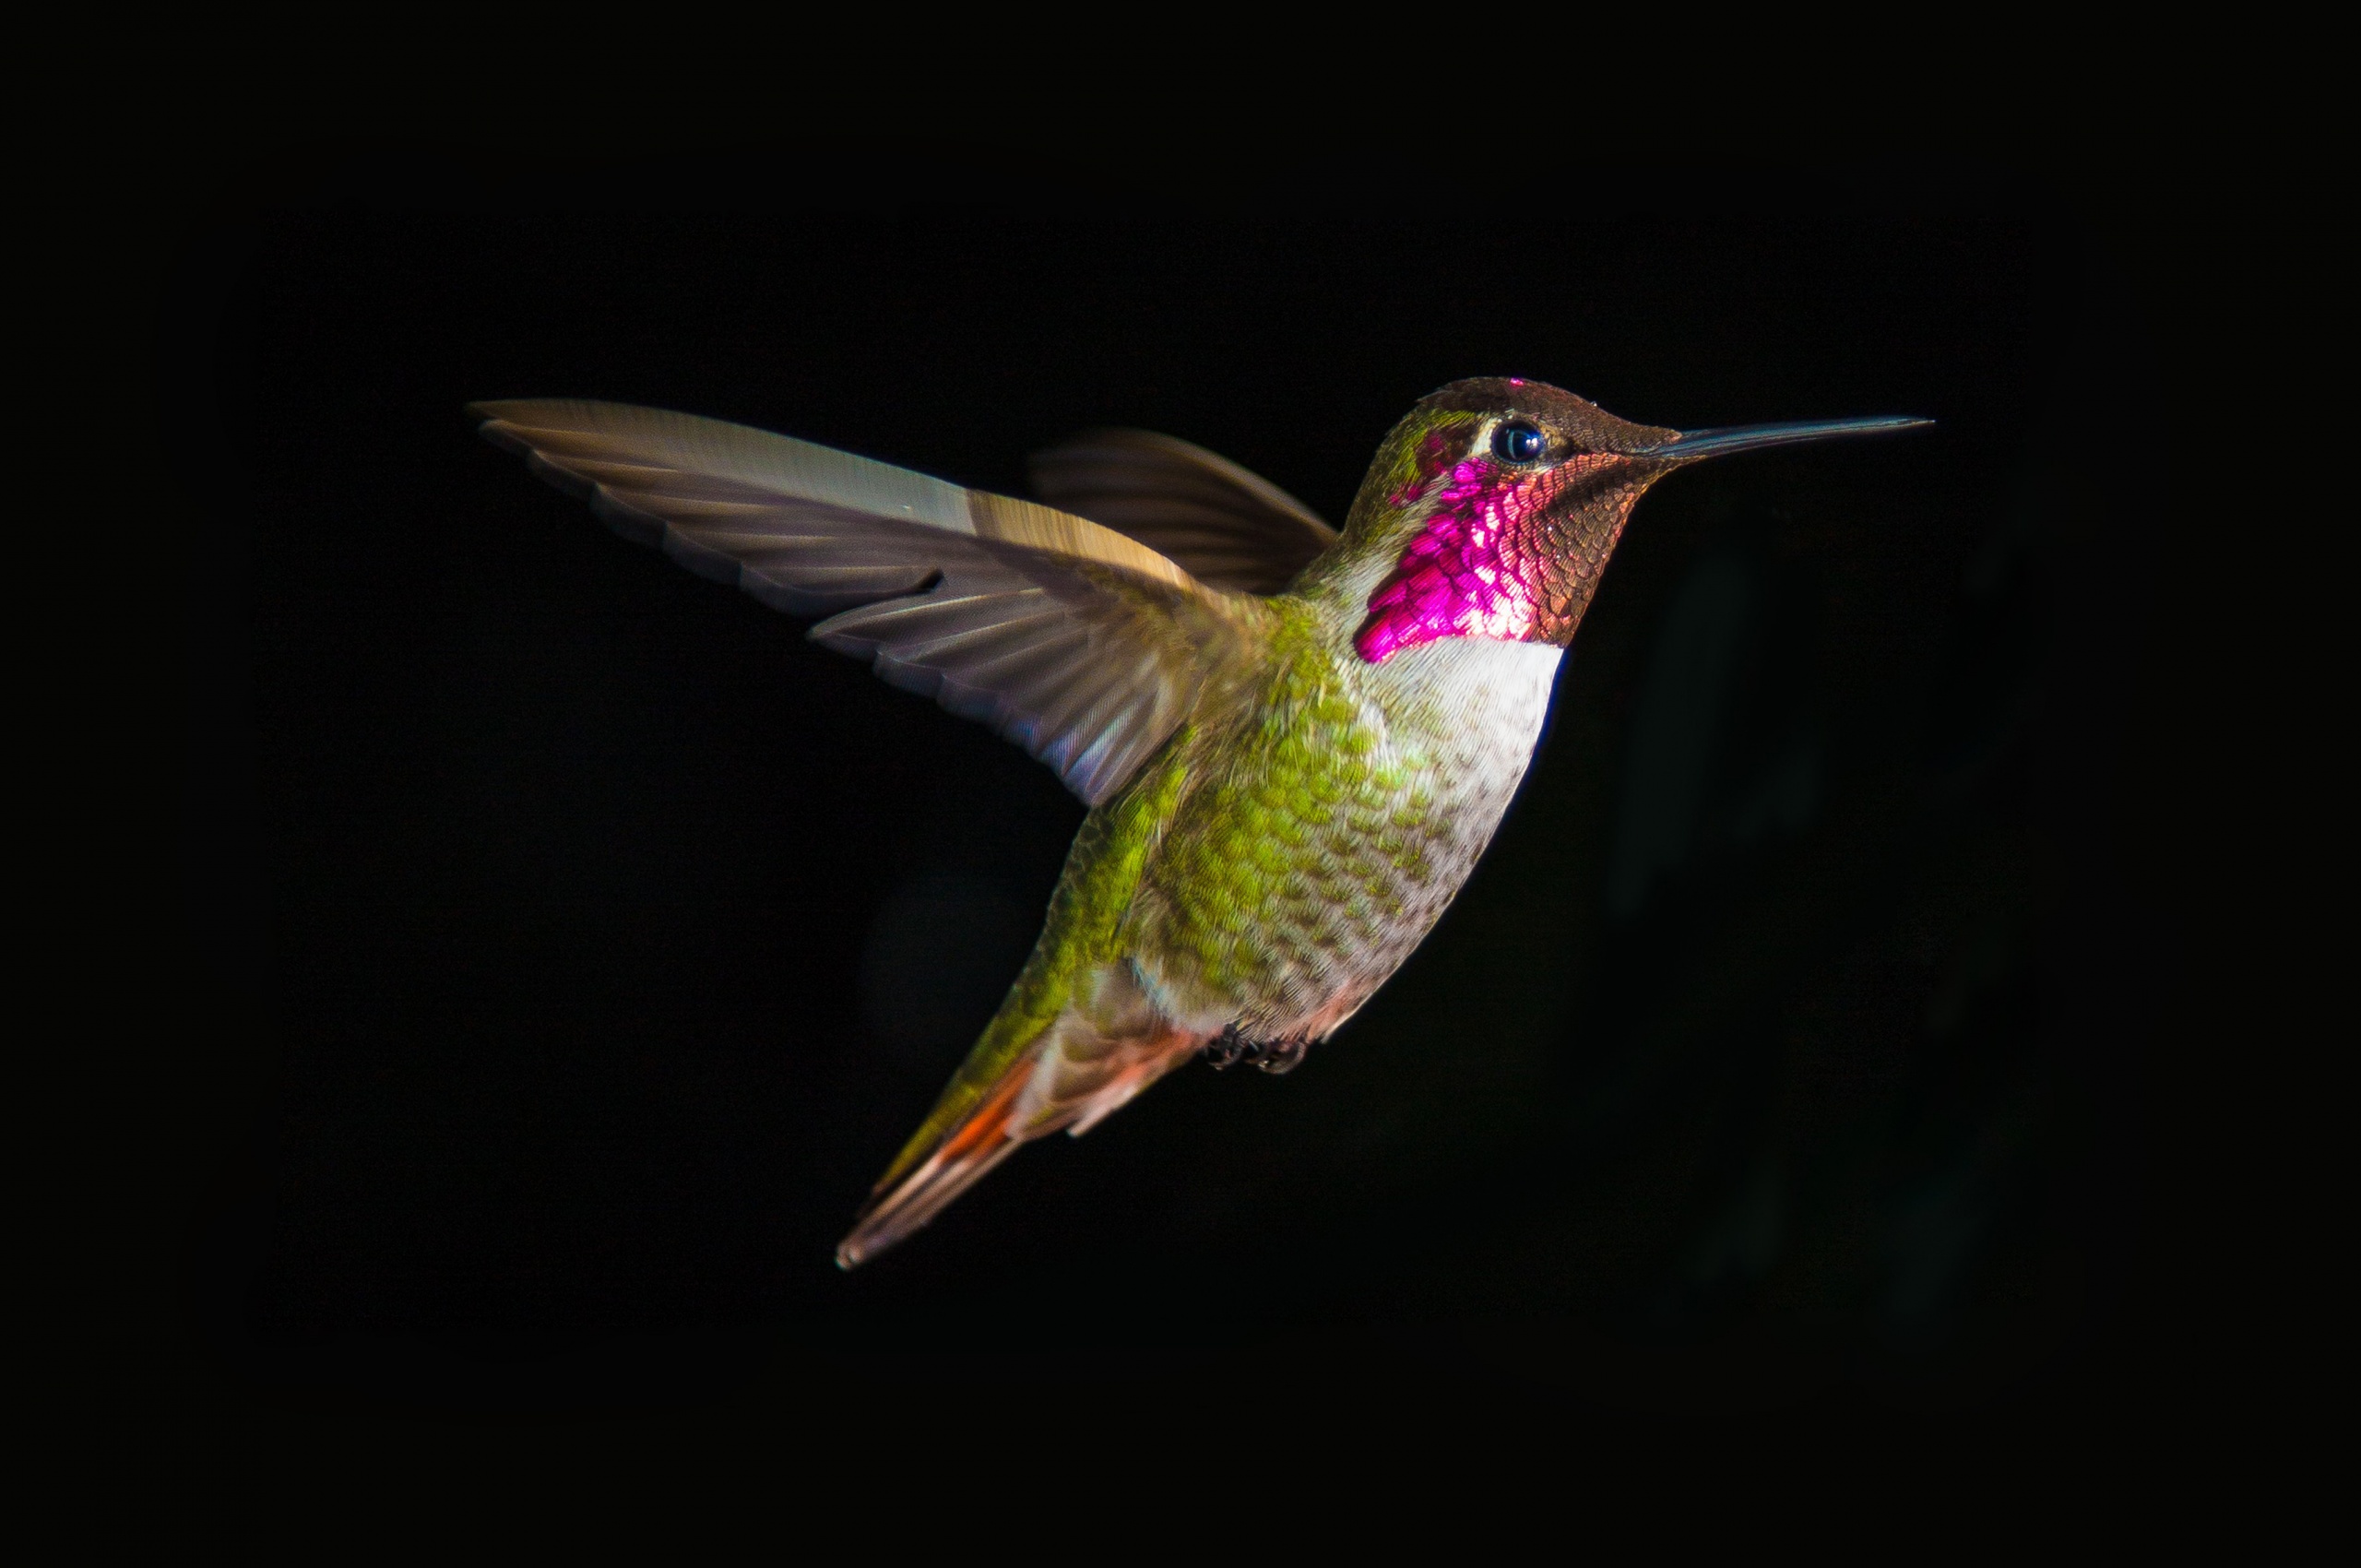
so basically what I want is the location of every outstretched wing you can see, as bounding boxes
[1027,428,1337,595]
[472,399,1260,806]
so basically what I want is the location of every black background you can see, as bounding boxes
[166,166,2177,1422]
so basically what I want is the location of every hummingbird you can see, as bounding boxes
[471,378,1925,1267]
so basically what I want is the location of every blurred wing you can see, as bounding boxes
[472,399,1257,806]
[1027,428,1337,595]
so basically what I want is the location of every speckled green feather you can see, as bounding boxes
[1130,603,1439,1007]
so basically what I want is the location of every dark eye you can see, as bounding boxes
[1491,419,1548,464]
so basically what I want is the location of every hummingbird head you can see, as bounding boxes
[1335,377,1927,664]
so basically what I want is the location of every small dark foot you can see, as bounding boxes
[1255,1037,1308,1074]
[1204,1028,1248,1070]
[1205,1027,1309,1075]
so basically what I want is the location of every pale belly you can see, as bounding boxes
[1127,636,1563,1040]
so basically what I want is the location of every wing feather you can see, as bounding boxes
[473,399,1263,804]
[1027,428,1339,595]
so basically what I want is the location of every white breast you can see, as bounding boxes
[1368,635,1564,786]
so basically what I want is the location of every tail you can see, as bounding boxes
[835,1059,1034,1269]
[836,968,1204,1268]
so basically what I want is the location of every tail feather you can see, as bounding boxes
[836,1011,1204,1269]
[836,1062,1033,1269]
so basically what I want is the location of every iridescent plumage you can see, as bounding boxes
[472,379,1925,1265]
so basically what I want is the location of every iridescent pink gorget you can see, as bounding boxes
[1355,451,1619,663]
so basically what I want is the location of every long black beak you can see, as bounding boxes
[1641,415,1932,462]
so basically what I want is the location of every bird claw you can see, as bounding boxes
[1205,1027,1308,1075]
